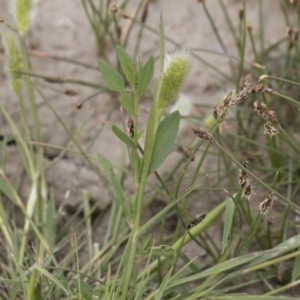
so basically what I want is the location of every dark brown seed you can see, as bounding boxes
[127,117,134,138]
[187,214,206,229]
[76,102,83,109]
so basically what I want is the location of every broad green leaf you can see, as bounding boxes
[292,251,300,280]
[116,45,136,87]
[148,111,180,174]
[119,92,135,115]
[35,266,69,295]
[97,154,131,220]
[112,125,138,150]
[137,56,154,98]
[99,61,125,94]
[222,197,235,253]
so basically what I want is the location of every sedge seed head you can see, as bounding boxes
[191,127,215,142]
[243,184,255,201]
[259,193,274,215]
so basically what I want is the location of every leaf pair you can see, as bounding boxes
[99,45,154,116]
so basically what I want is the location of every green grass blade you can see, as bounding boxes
[222,197,235,253]
[34,267,69,295]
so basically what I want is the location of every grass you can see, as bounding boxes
[0,0,300,299]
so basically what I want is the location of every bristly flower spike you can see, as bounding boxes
[11,0,38,35]
[3,34,23,95]
[157,48,190,117]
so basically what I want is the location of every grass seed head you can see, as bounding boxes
[259,193,274,215]
[182,148,195,162]
[3,34,23,95]
[239,169,249,187]
[213,91,232,123]
[127,117,134,138]
[76,102,83,109]
[264,122,279,137]
[253,100,278,126]
[243,184,255,201]
[191,127,215,143]
[11,0,38,35]
[158,48,190,117]
[109,2,118,15]
[290,0,300,7]
[187,214,206,229]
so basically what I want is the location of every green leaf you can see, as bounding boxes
[35,267,69,295]
[116,45,136,87]
[137,56,154,98]
[99,61,125,94]
[135,130,145,142]
[141,234,152,252]
[97,154,131,220]
[0,179,15,202]
[222,197,235,253]
[112,125,138,150]
[119,92,135,115]
[140,245,176,259]
[213,297,298,300]
[148,111,180,174]
[292,251,300,280]
[74,280,95,296]
[155,268,173,300]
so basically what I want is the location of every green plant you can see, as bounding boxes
[1,0,300,299]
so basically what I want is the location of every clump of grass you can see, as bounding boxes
[1,1,300,299]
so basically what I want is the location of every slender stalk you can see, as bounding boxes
[121,63,161,300]
[236,0,246,93]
